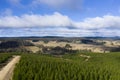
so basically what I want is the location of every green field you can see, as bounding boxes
[13,52,120,80]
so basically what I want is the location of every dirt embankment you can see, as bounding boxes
[0,56,21,80]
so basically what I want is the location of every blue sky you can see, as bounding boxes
[0,0,120,37]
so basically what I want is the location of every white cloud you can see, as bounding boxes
[0,12,72,27]
[0,12,120,30]
[1,27,119,37]
[74,15,120,29]
[32,0,82,10]
[0,8,13,16]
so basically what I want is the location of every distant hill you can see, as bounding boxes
[0,36,119,40]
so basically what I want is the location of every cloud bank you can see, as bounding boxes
[0,12,120,29]
[0,12,120,37]
[0,12,72,27]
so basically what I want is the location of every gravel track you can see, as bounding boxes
[0,56,21,80]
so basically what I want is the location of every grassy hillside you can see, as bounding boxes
[13,52,120,80]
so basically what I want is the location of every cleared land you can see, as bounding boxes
[0,56,20,80]
[25,46,40,53]
[31,41,108,53]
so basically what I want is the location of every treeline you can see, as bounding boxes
[109,47,120,52]
[0,40,34,49]
[0,40,34,53]
[37,44,77,55]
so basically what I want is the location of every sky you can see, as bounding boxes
[0,0,120,37]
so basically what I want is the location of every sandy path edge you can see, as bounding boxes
[0,56,21,80]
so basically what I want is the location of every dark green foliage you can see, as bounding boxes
[110,47,120,52]
[13,52,120,80]
[42,46,77,55]
[81,39,104,45]
[81,39,94,44]
[0,41,20,49]
[0,40,34,53]
[65,44,72,49]
[0,40,34,49]
[0,53,12,64]
[32,40,39,42]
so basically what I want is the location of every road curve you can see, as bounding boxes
[0,56,21,80]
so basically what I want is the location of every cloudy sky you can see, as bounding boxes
[0,0,120,37]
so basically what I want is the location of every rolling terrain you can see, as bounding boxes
[0,37,120,53]
[0,37,120,80]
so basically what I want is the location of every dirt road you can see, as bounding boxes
[80,54,91,61]
[0,56,21,80]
